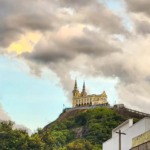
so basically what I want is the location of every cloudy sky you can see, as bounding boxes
[0,0,150,131]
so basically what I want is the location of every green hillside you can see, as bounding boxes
[0,107,141,150]
[33,107,140,150]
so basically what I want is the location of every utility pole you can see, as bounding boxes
[116,130,126,150]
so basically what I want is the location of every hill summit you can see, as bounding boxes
[0,105,149,150]
[36,105,150,150]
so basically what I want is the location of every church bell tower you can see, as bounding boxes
[81,82,87,97]
[72,80,80,97]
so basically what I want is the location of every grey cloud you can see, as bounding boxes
[13,124,32,134]
[100,58,139,84]
[118,81,150,113]
[79,5,126,34]
[11,14,57,31]
[60,1,127,34]
[125,0,150,17]
[125,0,150,35]
[0,0,127,48]
[0,104,31,133]
[60,0,94,8]
[22,28,121,64]
[0,105,11,121]
[0,27,21,47]
[23,48,74,63]
[0,0,59,47]
[1,0,150,115]
[135,20,150,35]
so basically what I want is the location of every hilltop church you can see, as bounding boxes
[72,80,109,107]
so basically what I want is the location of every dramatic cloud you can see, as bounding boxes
[23,26,121,64]
[101,35,150,112]
[0,0,59,47]
[60,0,126,34]
[0,0,127,48]
[1,0,150,114]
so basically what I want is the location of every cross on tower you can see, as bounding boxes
[116,130,126,150]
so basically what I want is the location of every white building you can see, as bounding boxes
[103,117,150,150]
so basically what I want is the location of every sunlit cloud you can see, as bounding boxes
[7,32,42,54]
[1,0,150,130]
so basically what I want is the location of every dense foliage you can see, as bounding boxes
[0,107,139,150]
[37,107,133,149]
[0,121,45,150]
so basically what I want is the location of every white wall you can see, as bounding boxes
[103,117,150,150]
[112,119,133,138]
